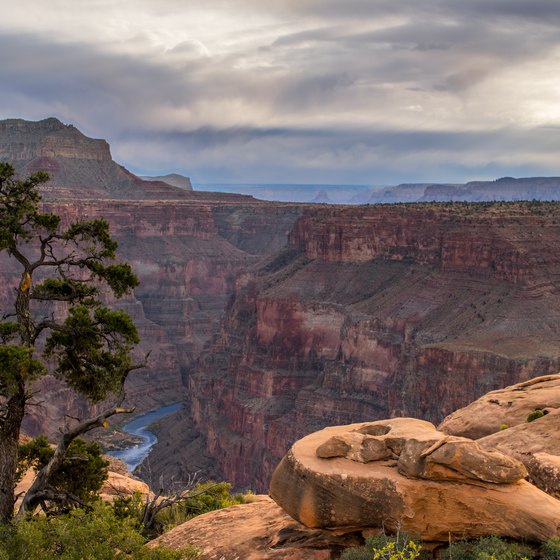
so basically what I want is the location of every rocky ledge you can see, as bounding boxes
[269,418,560,543]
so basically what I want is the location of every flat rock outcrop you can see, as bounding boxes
[439,373,560,439]
[269,418,560,542]
[149,496,357,559]
[440,374,560,497]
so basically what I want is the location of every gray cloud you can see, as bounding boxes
[1,2,560,184]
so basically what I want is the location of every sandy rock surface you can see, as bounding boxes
[149,496,357,559]
[439,373,560,439]
[440,375,560,497]
[270,418,560,542]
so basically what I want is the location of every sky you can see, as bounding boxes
[1,0,560,185]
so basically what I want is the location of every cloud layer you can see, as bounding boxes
[1,1,560,183]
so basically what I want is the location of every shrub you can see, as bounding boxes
[113,481,252,537]
[542,537,560,560]
[527,409,547,422]
[444,536,533,560]
[17,436,108,511]
[340,533,423,560]
[0,503,199,560]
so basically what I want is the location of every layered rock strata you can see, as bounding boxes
[187,203,560,490]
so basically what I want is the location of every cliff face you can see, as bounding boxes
[9,197,302,439]
[0,117,305,443]
[0,117,197,199]
[186,203,560,491]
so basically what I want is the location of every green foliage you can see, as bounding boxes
[542,538,560,560]
[0,164,48,250]
[0,504,200,559]
[161,481,249,531]
[527,409,547,422]
[32,279,98,304]
[44,305,138,401]
[113,482,251,538]
[0,346,45,395]
[499,423,509,431]
[0,323,21,344]
[340,534,424,560]
[88,261,139,298]
[443,536,533,560]
[16,436,108,511]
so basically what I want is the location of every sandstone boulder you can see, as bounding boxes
[99,471,150,502]
[148,496,358,559]
[439,373,560,439]
[269,418,560,542]
[439,375,560,497]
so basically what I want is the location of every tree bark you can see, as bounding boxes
[0,390,25,523]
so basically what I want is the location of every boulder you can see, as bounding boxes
[439,375,560,497]
[439,374,560,439]
[269,418,560,542]
[99,472,150,502]
[148,496,358,559]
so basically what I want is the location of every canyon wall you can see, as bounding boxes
[13,198,301,439]
[184,203,560,491]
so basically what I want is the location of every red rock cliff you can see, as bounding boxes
[185,202,560,491]
[3,197,302,440]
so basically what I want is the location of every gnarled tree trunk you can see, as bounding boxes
[0,390,25,522]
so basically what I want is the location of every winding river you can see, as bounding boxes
[108,402,183,472]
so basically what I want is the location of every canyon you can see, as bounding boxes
[2,118,560,494]
[184,203,560,490]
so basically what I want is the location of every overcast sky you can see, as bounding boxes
[1,0,560,184]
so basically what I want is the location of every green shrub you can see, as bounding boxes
[16,436,108,512]
[499,423,509,431]
[0,503,199,560]
[527,409,547,422]
[444,536,533,560]
[340,533,423,560]
[542,537,560,560]
[113,481,252,537]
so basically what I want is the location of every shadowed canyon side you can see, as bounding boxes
[175,203,560,491]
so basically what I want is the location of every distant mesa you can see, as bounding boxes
[0,117,191,200]
[140,173,193,191]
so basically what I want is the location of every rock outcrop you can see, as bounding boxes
[187,203,560,491]
[440,374,560,498]
[367,177,560,204]
[269,418,560,543]
[149,496,357,559]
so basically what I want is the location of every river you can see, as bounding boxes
[107,402,183,472]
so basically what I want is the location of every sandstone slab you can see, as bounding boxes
[149,496,357,559]
[269,418,560,542]
[439,373,560,439]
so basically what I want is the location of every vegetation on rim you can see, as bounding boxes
[0,162,141,522]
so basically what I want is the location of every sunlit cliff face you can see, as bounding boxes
[2,1,560,183]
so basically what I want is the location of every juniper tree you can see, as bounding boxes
[0,163,141,522]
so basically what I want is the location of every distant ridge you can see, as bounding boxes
[140,173,193,191]
[0,118,251,202]
[367,177,560,204]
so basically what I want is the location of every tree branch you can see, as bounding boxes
[16,404,135,518]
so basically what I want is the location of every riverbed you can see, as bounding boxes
[107,402,183,472]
